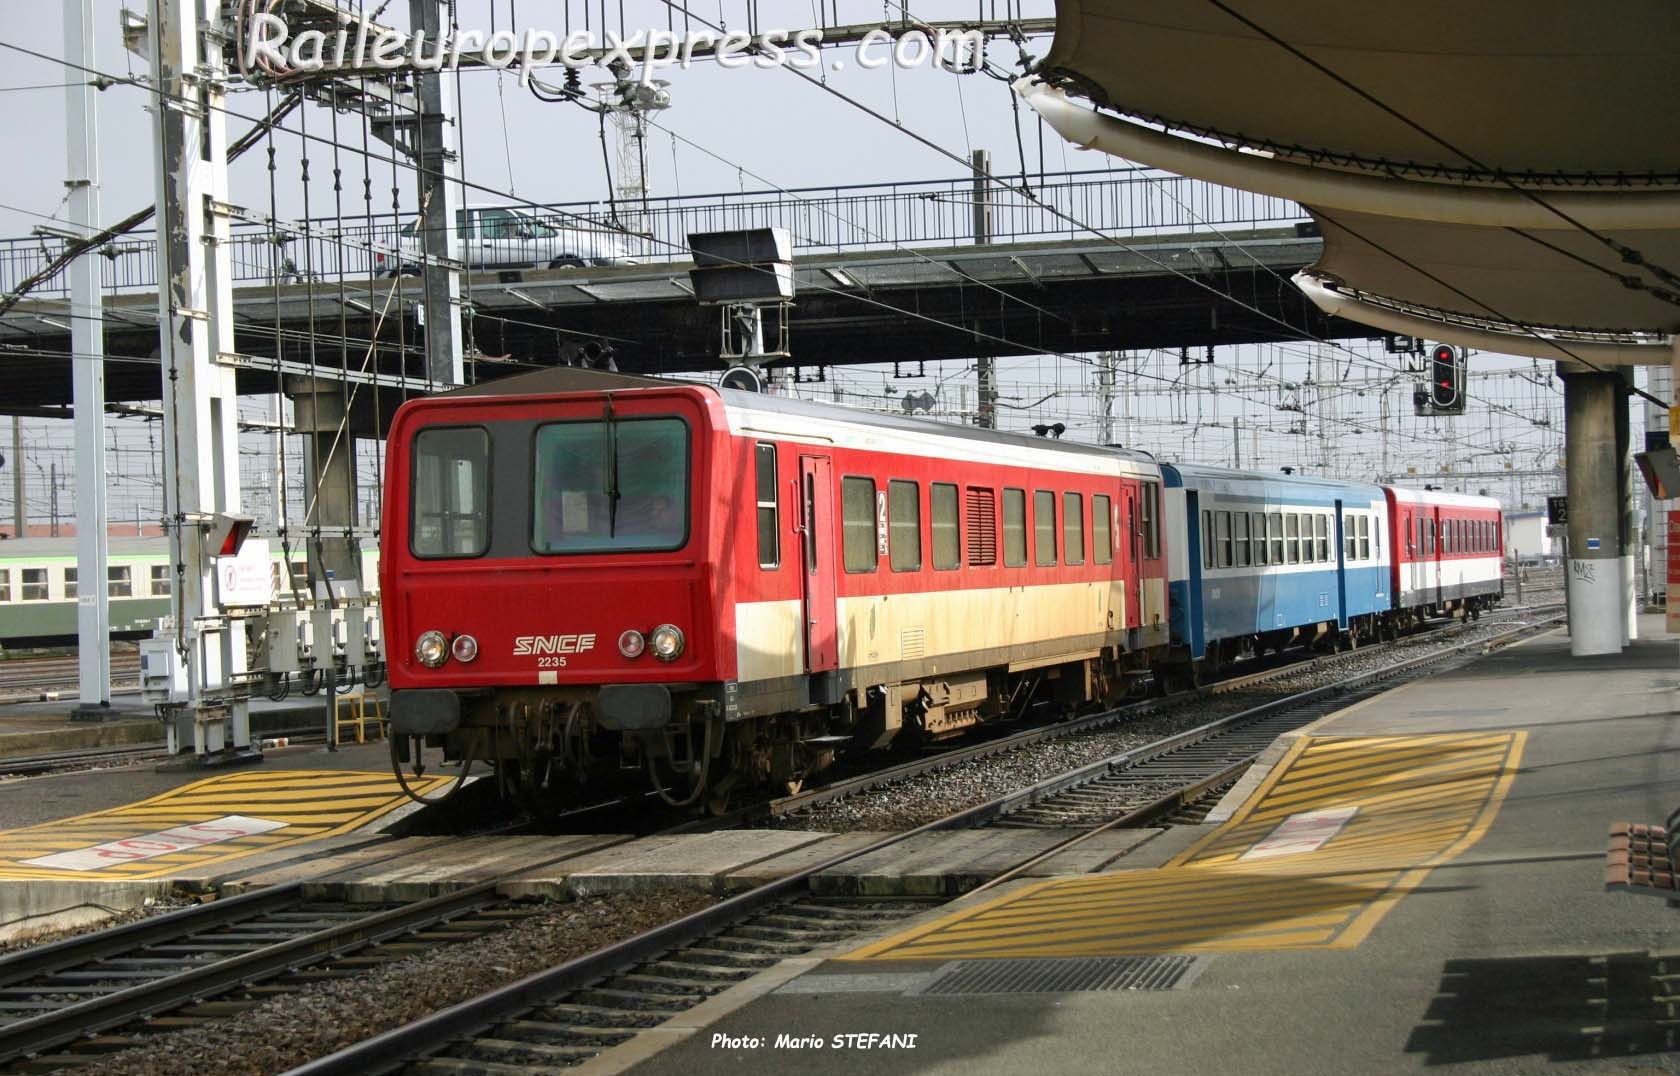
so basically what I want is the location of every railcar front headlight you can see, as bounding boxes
[618,629,646,658]
[649,624,685,662]
[415,630,448,668]
[450,634,479,663]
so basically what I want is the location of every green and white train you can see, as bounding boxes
[0,537,379,650]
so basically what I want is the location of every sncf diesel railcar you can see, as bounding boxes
[382,375,1171,807]
[1385,488,1503,620]
[1160,467,1392,679]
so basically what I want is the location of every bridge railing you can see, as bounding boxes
[0,169,1306,300]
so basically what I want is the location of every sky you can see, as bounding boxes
[0,0,1590,536]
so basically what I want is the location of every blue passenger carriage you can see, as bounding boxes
[1160,465,1390,678]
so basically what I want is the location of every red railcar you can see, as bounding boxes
[1384,487,1504,620]
[382,372,1170,806]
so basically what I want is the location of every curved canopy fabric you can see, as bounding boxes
[1042,0,1680,182]
[1031,1,1680,347]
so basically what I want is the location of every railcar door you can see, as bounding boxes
[798,456,840,673]
[1333,500,1349,630]
[1124,487,1140,629]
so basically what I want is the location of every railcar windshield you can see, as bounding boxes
[411,426,491,558]
[532,417,689,553]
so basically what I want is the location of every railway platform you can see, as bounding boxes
[614,618,1680,1075]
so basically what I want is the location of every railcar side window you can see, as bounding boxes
[0,568,8,602]
[966,487,997,566]
[1063,493,1085,566]
[1359,516,1371,560]
[19,568,47,601]
[1215,511,1232,569]
[842,476,878,573]
[1234,511,1251,567]
[754,443,779,569]
[889,480,922,572]
[1345,516,1357,561]
[1252,512,1268,565]
[1003,488,1027,567]
[533,419,689,555]
[933,483,960,570]
[1140,482,1160,558]
[1034,490,1057,566]
[63,566,76,599]
[150,564,172,596]
[1201,509,1214,570]
[1285,513,1300,564]
[413,426,491,558]
[1315,515,1329,562]
[1269,512,1283,563]
[107,566,132,598]
[1093,495,1112,565]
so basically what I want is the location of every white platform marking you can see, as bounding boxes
[22,815,287,871]
[1238,806,1359,861]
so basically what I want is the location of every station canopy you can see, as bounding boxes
[1021,1,1680,362]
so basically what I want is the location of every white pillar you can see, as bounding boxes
[151,0,251,755]
[66,0,111,715]
[1564,369,1624,655]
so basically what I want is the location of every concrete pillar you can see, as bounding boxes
[1563,369,1624,655]
[1616,368,1636,642]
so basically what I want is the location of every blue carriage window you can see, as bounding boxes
[1316,515,1329,563]
[1201,509,1214,570]
[1252,513,1267,565]
[1345,515,1357,561]
[1359,516,1371,560]
[1269,512,1283,564]
[1215,511,1232,569]
[1285,513,1300,564]
[1234,512,1251,567]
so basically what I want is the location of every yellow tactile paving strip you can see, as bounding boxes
[0,770,452,881]
[845,731,1525,961]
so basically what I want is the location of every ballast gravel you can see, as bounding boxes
[64,889,715,1076]
[779,610,1556,833]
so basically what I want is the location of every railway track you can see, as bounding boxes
[0,654,141,705]
[0,829,651,1072]
[280,610,1562,1076]
[728,603,1562,828]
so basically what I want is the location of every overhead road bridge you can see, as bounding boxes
[0,167,1372,419]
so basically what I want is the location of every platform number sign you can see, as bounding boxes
[1546,496,1568,526]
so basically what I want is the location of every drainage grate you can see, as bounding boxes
[918,955,1204,996]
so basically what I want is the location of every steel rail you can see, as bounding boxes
[0,830,643,1065]
[284,612,1561,1076]
[733,604,1563,825]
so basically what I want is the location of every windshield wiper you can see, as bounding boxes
[604,395,620,537]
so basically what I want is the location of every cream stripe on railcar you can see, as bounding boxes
[735,599,806,682]
[833,581,1122,673]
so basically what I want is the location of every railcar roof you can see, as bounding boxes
[1161,462,1386,500]
[715,388,1160,467]
[0,537,168,559]
[1386,486,1503,509]
[424,368,1159,469]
